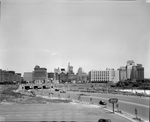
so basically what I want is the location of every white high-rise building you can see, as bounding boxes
[89,68,119,83]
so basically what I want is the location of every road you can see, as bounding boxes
[47,90,149,121]
[80,92,149,120]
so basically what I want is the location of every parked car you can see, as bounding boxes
[99,100,107,105]
[98,119,111,122]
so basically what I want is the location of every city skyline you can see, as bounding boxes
[0,0,150,78]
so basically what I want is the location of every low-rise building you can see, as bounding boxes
[0,69,21,83]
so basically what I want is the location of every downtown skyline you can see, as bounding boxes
[0,0,150,78]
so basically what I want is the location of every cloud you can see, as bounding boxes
[52,51,58,56]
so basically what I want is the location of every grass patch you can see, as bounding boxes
[0,85,72,104]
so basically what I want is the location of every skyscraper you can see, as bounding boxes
[77,67,83,82]
[126,60,135,79]
[67,62,74,74]
[136,64,144,80]
[118,66,127,81]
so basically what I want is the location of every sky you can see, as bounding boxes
[0,0,150,78]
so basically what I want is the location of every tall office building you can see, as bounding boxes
[136,64,144,80]
[131,65,137,80]
[76,67,83,82]
[67,63,74,74]
[119,61,144,81]
[118,66,127,81]
[126,60,135,79]
[33,65,47,84]
[66,63,75,82]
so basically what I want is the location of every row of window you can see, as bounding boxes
[91,78,109,79]
[91,76,109,78]
[91,72,109,75]
[92,75,109,76]
[91,80,109,81]
[91,79,109,81]
[92,76,109,78]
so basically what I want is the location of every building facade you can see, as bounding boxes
[48,72,54,82]
[0,69,21,83]
[67,63,74,74]
[114,70,120,83]
[136,64,144,80]
[76,67,83,82]
[23,72,33,82]
[82,73,88,83]
[54,68,60,82]
[89,68,118,83]
[33,65,47,84]
[118,66,127,81]
[59,68,67,83]
[67,63,76,82]
[118,61,144,81]
[126,60,135,79]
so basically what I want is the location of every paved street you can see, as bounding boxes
[58,91,149,121]
[39,89,149,121]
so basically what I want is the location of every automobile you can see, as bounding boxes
[98,119,111,122]
[55,88,60,91]
[60,89,66,93]
[99,100,107,105]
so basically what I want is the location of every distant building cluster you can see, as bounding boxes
[118,60,144,81]
[52,63,87,83]
[0,60,144,84]
[0,69,21,83]
[23,63,88,84]
[23,65,48,84]
[89,60,144,83]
